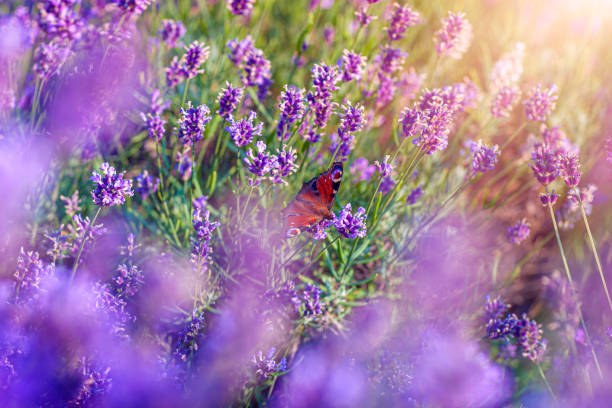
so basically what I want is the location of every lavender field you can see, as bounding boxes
[1,0,612,406]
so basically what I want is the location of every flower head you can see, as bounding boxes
[32,41,71,80]
[227,36,255,67]
[277,86,305,140]
[386,3,421,41]
[90,163,134,207]
[216,82,244,119]
[60,191,82,217]
[355,7,377,27]
[558,152,581,187]
[302,284,323,316]
[174,310,206,362]
[378,46,406,75]
[134,170,159,200]
[406,186,422,205]
[340,50,366,82]
[529,143,559,186]
[14,248,54,302]
[159,19,186,48]
[178,102,212,145]
[470,140,500,175]
[226,111,263,147]
[181,41,210,79]
[350,158,375,182]
[507,218,530,244]
[490,86,521,118]
[37,0,83,41]
[251,348,287,379]
[334,203,367,239]
[271,145,298,184]
[434,11,473,59]
[243,47,271,89]
[227,0,256,16]
[140,112,166,141]
[244,141,276,185]
[523,84,558,122]
[374,155,393,177]
[338,102,365,141]
[113,0,153,16]
[539,192,559,207]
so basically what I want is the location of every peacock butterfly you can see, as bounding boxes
[282,162,343,238]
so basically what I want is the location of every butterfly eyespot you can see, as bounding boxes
[286,228,301,238]
[331,168,343,182]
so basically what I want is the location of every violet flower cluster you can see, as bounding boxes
[277,85,305,140]
[216,82,244,119]
[226,111,263,147]
[385,3,421,41]
[507,218,530,244]
[177,102,212,146]
[434,11,473,59]
[226,36,272,99]
[166,41,210,87]
[191,208,220,273]
[90,163,134,207]
[251,347,287,379]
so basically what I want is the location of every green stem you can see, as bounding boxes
[536,362,558,405]
[295,236,339,276]
[576,191,612,314]
[70,207,102,283]
[501,122,527,150]
[181,78,191,106]
[547,202,603,379]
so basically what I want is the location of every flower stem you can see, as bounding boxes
[501,122,527,150]
[536,362,558,405]
[576,193,612,314]
[182,78,191,106]
[547,202,603,379]
[70,207,102,283]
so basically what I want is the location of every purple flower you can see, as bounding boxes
[302,284,323,316]
[311,63,340,99]
[149,89,170,115]
[355,7,377,27]
[90,163,134,207]
[32,41,71,80]
[470,140,500,175]
[176,148,192,181]
[308,219,333,240]
[113,0,153,16]
[174,310,206,362]
[490,85,521,118]
[165,56,183,87]
[216,82,244,119]
[227,0,256,16]
[334,203,367,239]
[374,155,393,177]
[378,46,406,75]
[14,248,54,302]
[37,0,83,41]
[415,98,454,154]
[507,218,530,244]
[94,282,134,335]
[434,11,472,59]
[159,19,186,48]
[178,102,212,146]
[338,102,365,141]
[539,192,559,207]
[226,111,262,147]
[406,186,422,205]
[134,170,159,199]
[70,358,112,406]
[271,145,298,184]
[523,84,558,122]
[251,347,287,379]
[529,143,559,186]
[490,43,525,91]
[227,36,254,67]
[181,40,210,79]
[386,3,421,41]
[558,152,581,187]
[113,263,144,298]
[399,107,423,140]
[191,208,219,271]
[350,158,375,182]
[140,112,166,141]
[244,141,276,186]
[277,85,305,140]
[68,214,107,258]
[516,315,547,362]
[243,47,271,90]
[379,175,395,195]
[484,296,509,323]
[340,50,366,82]
[60,191,82,217]
[193,195,208,210]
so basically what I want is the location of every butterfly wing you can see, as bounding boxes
[282,162,344,237]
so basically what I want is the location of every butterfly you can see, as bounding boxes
[282,162,344,238]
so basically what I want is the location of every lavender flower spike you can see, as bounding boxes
[181,40,211,79]
[216,82,244,119]
[159,19,186,48]
[226,111,263,147]
[386,3,421,41]
[470,140,500,175]
[277,85,306,140]
[374,155,393,177]
[244,141,276,186]
[227,0,256,16]
[523,84,558,122]
[251,347,287,379]
[335,203,367,239]
[434,11,473,59]
[271,145,298,184]
[340,50,366,82]
[178,102,212,146]
[90,163,134,207]
[507,218,530,244]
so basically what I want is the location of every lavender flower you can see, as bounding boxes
[113,0,153,16]
[70,359,112,406]
[174,310,206,362]
[227,36,254,67]
[14,248,54,302]
[251,347,287,379]
[90,163,134,207]
[516,315,547,362]
[94,282,134,335]
[529,144,559,186]
[539,192,559,207]
[181,41,210,79]
[140,112,166,141]
[302,284,323,316]
[243,47,271,89]
[226,111,262,147]
[216,82,244,119]
[309,219,333,240]
[113,263,144,298]
[374,155,393,177]
[559,152,581,187]
[32,41,71,80]
[350,158,375,182]
[434,11,473,59]
[507,218,530,244]
[227,0,255,16]
[490,86,521,118]
[271,145,298,184]
[159,19,186,48]
[338,102,365,141]
[355,8,376,27]
[134,170,160,199]
[386,3,421,41]
[37,0,83,41]
[193,195,208,210]
[484,296,509,323]
[176,148,192,181]
[378,46,406,75]
[379,175,395,195]
[489,43,525,91]
[411,97,454,154]
[406,186,422,205]
[68,214,107,258]
[334,203,367,239]
[470,140,500,175]
[523,84,558,122]
[149,89,170,115]
[191,208,219,271]
[277,86,305,140]
[307,63,340,129]
[244,141,276,186]
[165,56,183,87]
[60,191,82,217]
[178,102,212,145]
[340,50,366,82]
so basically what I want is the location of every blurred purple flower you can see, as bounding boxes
[489,43,525,91]
[377,45,406,75]
[37,0,84,41]
[539,192,559,207]
[559,152,581,187]
[32,41,71,80]
[216,82,244,119]
[60,191,82,218]
[227,36,254,67]
[277,85,305,140]
[374,155,393,177]
[434,11,473,59]
[193,195,208,210]
[350,158,375,182]
[181,40,210,79]
[191,208,219,272]
[243,47,271,90]
[177,102,212,146]
[113,0,153,15]
[406,185,422,205]
[529,143,559,186]
[14,248,54,303]
[490,85,521,118]
[302,284,323,317]
[355,7,376,27]
[523,84,558,122]
[165,56,183,87]
[227,0,255,16]
[69,358,112,406]
[159,19,186,48]
[175,148,192,181]
[386,3,421,41]
[90,163,134,207]
[334,203,367,239]
[340,50,366,82]
[226,111,263,147]
[378,175,395,195]
[251,347,287,379]
[134,170,159,200]
[507,218,530,244]
[173,309,206,363]
[470,140,500,175]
